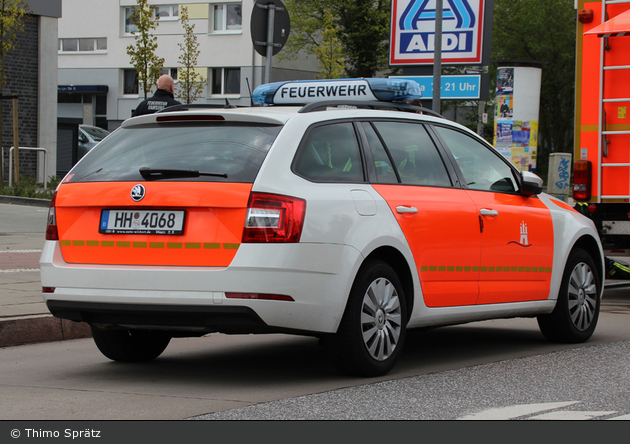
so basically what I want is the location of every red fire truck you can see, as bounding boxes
[573,0,630,251]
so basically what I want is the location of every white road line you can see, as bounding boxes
[0,250,43,253]
[0,268,40,273]
[608,414,630,420]
[458,402,580,420]
[530,410,619,420]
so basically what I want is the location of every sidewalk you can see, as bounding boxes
[0,197,91,347]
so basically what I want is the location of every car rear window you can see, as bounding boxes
[66,122,282,183]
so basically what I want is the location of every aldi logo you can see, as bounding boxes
[390,0,487,65]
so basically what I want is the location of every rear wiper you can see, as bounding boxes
[139,167,228,180]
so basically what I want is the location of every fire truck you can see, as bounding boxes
[573,0,630,251]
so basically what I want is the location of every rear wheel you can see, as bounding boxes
[537,248,601,343]
[330,261,407,377]
[90,327,171,362]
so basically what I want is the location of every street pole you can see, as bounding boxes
[432,0,443,114]
[12,97,18,186]
[264,4,276,85]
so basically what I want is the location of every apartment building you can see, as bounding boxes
[57,0,319,131]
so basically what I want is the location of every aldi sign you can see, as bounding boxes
[390,0,488,65]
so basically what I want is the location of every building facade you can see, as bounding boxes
[57,0,319,132]
[1,1,60,185]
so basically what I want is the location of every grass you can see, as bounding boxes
[0,175,61,200]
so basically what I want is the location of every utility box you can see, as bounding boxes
[547,152,572,199]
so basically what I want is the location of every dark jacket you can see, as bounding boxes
[132,89,181,116]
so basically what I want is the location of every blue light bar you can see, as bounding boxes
[252,78,422,105]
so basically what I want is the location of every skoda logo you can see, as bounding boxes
[131,184,146,202]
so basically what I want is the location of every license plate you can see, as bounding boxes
[99,209,186,235]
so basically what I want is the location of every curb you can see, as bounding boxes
[0,195,51,207]
[0,315,91,348]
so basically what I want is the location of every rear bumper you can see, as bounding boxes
[40,240,362,334]
[46,300,274,335]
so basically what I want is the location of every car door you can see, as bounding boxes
[431,125,554,305]
[364,120,482,307]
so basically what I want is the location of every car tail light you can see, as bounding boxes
[42,287,55,293]
[242,193,306,243]
[573,160,592,201]
[45,192,58,240]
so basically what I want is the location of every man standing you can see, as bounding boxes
[132,74,181,116]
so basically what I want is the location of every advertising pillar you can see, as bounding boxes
[494,66,542,172]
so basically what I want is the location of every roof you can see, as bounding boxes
[584,8,630,37]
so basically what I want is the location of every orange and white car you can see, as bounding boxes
[41,78,605,376]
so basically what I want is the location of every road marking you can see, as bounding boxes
[608,414,630,420]
[0,268,40,273]
[458,401,627,420]
[0,249,43,253]
[458,401,579,420]
[531,410,618,420]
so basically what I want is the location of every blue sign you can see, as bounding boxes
[391,75,481,99]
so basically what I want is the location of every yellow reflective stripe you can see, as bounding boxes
[420,265,552,273]
[59,240,240,250]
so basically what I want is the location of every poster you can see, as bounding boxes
[493,67,540,172]
[496,120,512,148]
[496,94,513,118]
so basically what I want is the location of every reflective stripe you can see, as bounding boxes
[420,265,552,273]
[59,240,240,250]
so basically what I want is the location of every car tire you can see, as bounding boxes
[537,248,601,343]
[330,260,407,377]
[90,327,171,362]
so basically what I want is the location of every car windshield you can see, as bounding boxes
[81,126,110,141]
[67,122,282,183]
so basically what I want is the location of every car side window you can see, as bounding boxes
[361,123,399,184]
[293,122,364,182]
[371,121,452,187]
[433,125,519,193]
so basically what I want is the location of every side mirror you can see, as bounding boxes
[521,171,543,196]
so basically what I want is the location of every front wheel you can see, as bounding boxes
[90,327,171,362]
[537,248,601,343]
[329,261,407,377]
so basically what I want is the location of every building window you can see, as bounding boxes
[155,5,179,20]
[125,7,138,34]
[59,38,107,53]
[123,69,139,95]
[212,4,242,32]
[161,68,178,82]
[211,68,240,96]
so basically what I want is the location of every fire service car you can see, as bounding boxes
[41,78,604,376]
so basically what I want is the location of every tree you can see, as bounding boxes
[491,0,576,179]
[126,0,165,100]
[0,0,29,185]
[282,0,391,78]
[177,7,205,104]
[314,11,344,79]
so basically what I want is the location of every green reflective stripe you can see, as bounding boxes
[59,240,239,251]
[419,265,552,273]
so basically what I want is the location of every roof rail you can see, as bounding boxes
[298,100,445,118]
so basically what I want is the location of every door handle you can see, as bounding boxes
[396,206,418,214]
[480,208,499,217]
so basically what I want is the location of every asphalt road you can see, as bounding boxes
[1,298,630,420]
